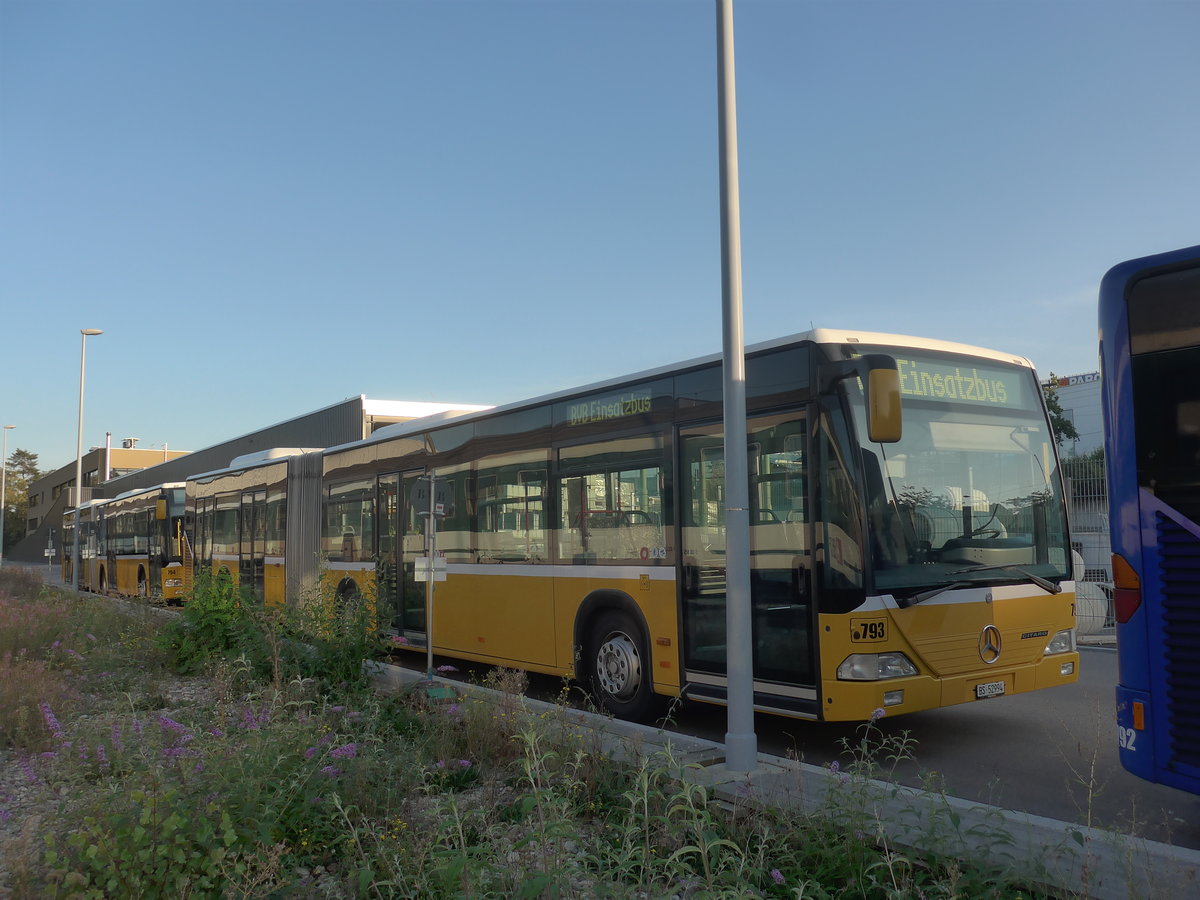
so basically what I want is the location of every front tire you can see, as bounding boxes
[585,609,656,722]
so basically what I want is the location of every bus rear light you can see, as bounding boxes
[1112,553,1141,624]
[837,652,917,681]
[1113,588,1141,624]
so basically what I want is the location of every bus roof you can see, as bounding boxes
[109,482,186,503]
[323,328,1038,457]
[186,448,323,482]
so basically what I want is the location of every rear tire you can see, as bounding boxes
[585,609,657,722]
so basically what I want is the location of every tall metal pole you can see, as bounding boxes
[716,0,757,772]
[71,329,103,591]
[0,425,14,570]
[426,470,437,680]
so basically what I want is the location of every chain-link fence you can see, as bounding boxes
[1064,453,1113,640]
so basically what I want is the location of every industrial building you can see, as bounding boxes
[8,396,487,565]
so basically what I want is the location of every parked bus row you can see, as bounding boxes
[64,328,1081,722]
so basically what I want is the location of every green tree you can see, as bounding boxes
[1042,373,1080,449]
[2,448,41,551]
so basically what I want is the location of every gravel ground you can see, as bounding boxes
[0,674,219,898]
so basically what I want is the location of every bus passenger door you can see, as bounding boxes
[679,413,815,695]
[379,471,426,637]
[240,491,266,601]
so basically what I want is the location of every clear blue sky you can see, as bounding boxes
[3,0,1197,472]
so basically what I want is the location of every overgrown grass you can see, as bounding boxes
[0,567,1058,898]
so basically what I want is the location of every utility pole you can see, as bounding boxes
[716,0,757,772]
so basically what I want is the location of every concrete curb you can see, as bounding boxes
[365,659,1200,900]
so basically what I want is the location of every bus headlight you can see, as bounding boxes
[837,652,918,681]
[1044,629,1076,655]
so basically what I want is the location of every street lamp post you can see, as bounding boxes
[0,424,14,570]
[71,329,103,591]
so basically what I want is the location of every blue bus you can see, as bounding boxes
[1099,243,1200,794]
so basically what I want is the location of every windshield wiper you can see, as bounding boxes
[896,581,973,609]
[950,563,1062,594]
[897,563,1063,609]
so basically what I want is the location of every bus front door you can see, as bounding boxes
[679,413,816,702]
[378,472,426,638]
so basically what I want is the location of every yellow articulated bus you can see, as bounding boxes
[61,498,110,593]
[62,485,188,601]
[187,449,323,608]
[317,329,1079,722]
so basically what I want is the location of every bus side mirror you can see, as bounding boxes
[818,354,902,443]
[866,366,901,443]
[155,499,167,521]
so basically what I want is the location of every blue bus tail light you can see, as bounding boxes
[1112,553,1141,624]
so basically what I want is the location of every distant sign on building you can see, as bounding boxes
[1046,371,1102,457]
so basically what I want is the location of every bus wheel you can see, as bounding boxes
[335,578,360,617]
[98,568,107,593]
[586,610,655,722]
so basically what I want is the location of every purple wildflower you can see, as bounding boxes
[159,716,188,734]
[304,747,319,759]
[458,759,471,769]
[132,718,144,738]
[870,707,886,723]
[78,744,89,762]
[207,727,224,738]
[446,704,460,715]
[330,743,357,759]
[86,633,97,642]
[829,760,840,774]
[390,635,408,646]
[96,745,109,770]
[436,664,458,674]
[771,868,785,885]
[111,722,124,752]
[320,766,342,778]
[241,707,259,730]
[0,809,11,824]
[51,641,61,650]
[17,755,40,784]
[39,702,65,740]
[330,705,345,713]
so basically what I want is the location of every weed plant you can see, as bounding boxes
[1,567,1054,898]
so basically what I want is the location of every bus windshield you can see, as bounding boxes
[847,348,1071,598]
